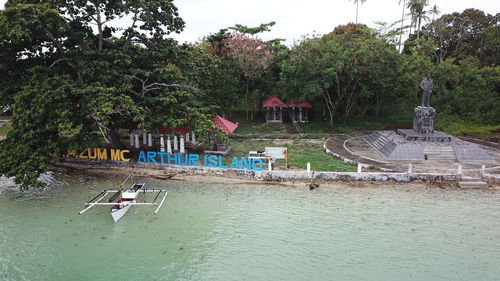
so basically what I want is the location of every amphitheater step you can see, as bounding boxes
[372,137,389,149]
[461,176,482,182]
[425,154,457,161]
[458,181,489,189]
[422,145,457,161]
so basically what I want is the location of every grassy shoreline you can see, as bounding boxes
[226,138,356,172]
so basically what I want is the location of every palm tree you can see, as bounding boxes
[414,4,430,38]
[406,0,417,38]
[398,0,407,51]
[406,0,429,39]
[350,0,367,24]
[429,4,440,21]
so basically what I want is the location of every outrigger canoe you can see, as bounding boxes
[79,178,168,222]
[110,183,144,222]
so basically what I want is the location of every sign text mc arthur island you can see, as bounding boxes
[67,148,264,171]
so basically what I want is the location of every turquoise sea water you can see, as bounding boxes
[1,172,500,281]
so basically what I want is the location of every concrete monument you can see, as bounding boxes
[363,74,491,161]
[420,74,433,107]
[412,106,435,135]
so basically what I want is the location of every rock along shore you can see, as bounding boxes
[50,157,495,189]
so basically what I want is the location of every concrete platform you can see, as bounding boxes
[364,130,492,161]
[396,129,452,142]
[324,133,500,176]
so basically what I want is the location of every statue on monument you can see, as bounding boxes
[420,73,433,107]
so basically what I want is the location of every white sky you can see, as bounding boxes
[171,0,499,45]
[1,0,498,45]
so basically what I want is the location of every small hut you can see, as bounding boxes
[206,115,239,154]
[262,96,287,123]
[0,116,11,126]
[288,99,312,122]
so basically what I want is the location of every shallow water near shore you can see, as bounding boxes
[1,172,500,281]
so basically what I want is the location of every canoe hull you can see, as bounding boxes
[110,200,134,222]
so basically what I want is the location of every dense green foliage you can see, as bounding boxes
[281,11,498,131]
[0,2,498,187]
[0,0,214,187]
[281,24,401,126]
[419,8,500,66]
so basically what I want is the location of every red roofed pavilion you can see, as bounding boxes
[262,96,288,108]
[205,115,239,154]
[262,95,287,123]
[212,115,239,133]
[288,99,312,108]
[289,99,313,122]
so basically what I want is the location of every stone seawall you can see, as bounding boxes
[55,157,462,183]
[483,174,500,184]
[255,170,460,183]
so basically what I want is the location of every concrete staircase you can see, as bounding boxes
[458,176,489,189]
[291,120,303,135]
[364,132,397,158]
[422,145,456,161]
[283,122,297,134]
[370,134,390,150]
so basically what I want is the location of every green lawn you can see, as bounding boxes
[299,112,413,135]
[287,142,355,172]
[226,139,356,172]
[437,116,500,142]
[0,124,12,136]
[297,120,333,134]
[231,117,285,135]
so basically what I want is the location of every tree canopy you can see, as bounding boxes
[281,24,400,126]
[0,0,214,188]
[420,9,500,66]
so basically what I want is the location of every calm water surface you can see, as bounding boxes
[1,172,499,281]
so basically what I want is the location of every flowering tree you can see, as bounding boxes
[222,33,272,119]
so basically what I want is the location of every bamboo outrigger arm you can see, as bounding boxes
[154,191,168,214]
[78,191,110,214]
[78,189,169,215]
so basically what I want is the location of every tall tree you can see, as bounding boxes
[414,2,430,39]
[0,0,214,188]
[350,0,367,24]
[229,21,276,35]
[421,9,500,65]
[431,59,500,125]
[429,4,440,22]
[221,33,272,120]
[398,0,407,51]
[281,24,400,126]
[406,0,419,37]
[185,41,242,116]
[406,0,429,39]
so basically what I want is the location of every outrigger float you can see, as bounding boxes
[78,176,168,222]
